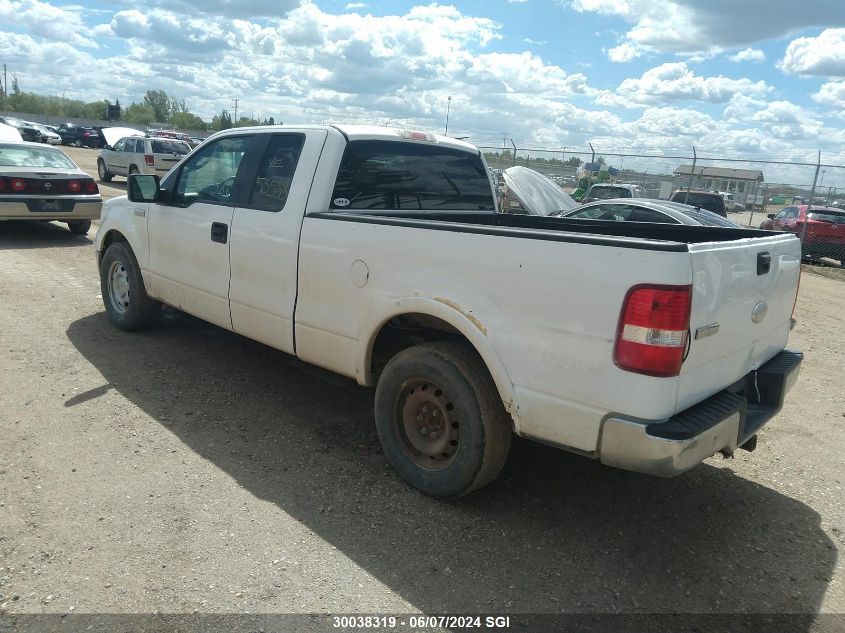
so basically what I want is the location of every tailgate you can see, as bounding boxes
[676,233,801,412]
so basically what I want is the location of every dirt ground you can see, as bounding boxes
[0,157,843,626]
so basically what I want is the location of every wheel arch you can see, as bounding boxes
[361,299,520,426]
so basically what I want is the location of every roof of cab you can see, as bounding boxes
[208,124,479,153]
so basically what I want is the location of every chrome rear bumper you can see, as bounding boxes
[599,349,803,477]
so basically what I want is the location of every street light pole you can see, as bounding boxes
[444,96,452,136]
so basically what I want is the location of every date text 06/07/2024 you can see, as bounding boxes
[331,615,511,629]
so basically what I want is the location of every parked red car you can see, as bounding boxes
[760,205,845,266]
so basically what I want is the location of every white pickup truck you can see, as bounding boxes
[95,125,803,498]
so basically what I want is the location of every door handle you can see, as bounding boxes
[210,222,228,244]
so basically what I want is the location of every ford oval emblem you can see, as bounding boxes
[751,301,768,323]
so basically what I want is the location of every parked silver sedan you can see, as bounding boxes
[554,198,742,227]
[0,142,102,234]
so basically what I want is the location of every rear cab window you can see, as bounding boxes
[330,140,495,211]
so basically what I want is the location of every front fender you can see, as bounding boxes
[95,196,149,269]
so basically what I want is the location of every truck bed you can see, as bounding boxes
[310,211,778,248]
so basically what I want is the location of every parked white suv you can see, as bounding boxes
[97,136,191,182]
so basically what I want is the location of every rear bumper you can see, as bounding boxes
[599,349,803,477]
[0,198,103,220]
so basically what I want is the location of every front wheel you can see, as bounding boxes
[97,159,112,183]
[67,220,91,235]
[100,242,160,331]
[374,342,512,499]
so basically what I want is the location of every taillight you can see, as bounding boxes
[0,176,6,191]
[145,154,155,167]
[614,285,692,377]
[84,179,98,194]
[10,177,26,192]
[67,180,81,193]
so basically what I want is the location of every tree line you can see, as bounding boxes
[0,78,278,131]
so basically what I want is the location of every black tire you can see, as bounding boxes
[128,165,139,177]
[374,341,512,499]
[73,139,81,147]
[100,242,160,331]
[67,220,91,235]
[97,159,112,183]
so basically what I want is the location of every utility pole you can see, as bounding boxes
[2,64,6,115]
[232,98,239,127]
[444,96,452,136]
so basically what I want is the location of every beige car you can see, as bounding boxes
[0,141,102,234]
[97,136,191,182]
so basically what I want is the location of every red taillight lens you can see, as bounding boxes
[614,285,692,377]
[145,154,155,166]
[10,177,26,192]
[68,180,81,193]
[84,179,98,194]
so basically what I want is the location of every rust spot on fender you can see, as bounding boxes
[433,297,488,336]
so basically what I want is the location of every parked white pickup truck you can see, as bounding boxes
[95,125,803,498]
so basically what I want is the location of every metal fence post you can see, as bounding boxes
[510,139,517,167]
[686,146,697,194]
[803,151,822,244]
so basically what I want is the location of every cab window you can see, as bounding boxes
[173,136,252,206]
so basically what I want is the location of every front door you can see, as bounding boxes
[145,134,254,330]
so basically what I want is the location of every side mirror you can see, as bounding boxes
[128,174,160,203]
[103,145,112,151]
[767,213,776,219]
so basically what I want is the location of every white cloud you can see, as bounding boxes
[523,37,547,46]
[779,29,845,77]
[813,80,845,108]
[0,0,97,48]
[616,62,770,105]
[569,0,845,56]
[729,48,765,63]
[345,2,366,8]
[607,42,640,63]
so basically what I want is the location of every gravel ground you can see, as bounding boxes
[0,160,843,626]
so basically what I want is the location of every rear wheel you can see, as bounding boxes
[100,242,160,331]
[374,342,512,498]
[67,220,91,235]
[128,166,139,180]
[97,159,112,182]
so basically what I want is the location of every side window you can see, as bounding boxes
[113,139,125,152]
[786,207,800,218]
[247,134,305,212]
[331,140,495,211]
[777,207,797,219]
[173,135,252,206]
[626,205,678,223]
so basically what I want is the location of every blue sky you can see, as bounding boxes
[1,0,844,164]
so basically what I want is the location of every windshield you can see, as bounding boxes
[0,143,77,168]
[152,139,191,155]
[589,186,632,199]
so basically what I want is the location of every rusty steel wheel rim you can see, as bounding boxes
[396,378,461,471]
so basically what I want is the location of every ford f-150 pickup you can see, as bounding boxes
[95,125,803,498]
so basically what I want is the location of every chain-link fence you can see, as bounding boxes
[480,145,845,268]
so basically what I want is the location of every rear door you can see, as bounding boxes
[228,129,325,353]
[675,233,801,411]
